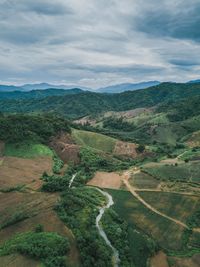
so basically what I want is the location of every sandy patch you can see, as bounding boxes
[88,171,123,189]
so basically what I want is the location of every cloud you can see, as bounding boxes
[134,0,200,42]
[0,0,199,88]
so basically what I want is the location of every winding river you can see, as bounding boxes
[95,188,120,267]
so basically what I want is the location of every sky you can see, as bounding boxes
[0,0,200,88]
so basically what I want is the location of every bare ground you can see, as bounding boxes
[113,141,138,158]
[0,156,52,190]
[87,171,123,189]
[150,251,169,267]
[49,132,80,164]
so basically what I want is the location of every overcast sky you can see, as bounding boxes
[0,0,200,88]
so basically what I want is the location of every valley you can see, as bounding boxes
[0,82,200,267]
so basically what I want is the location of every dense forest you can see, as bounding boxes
[0,113,71,143]
[1,83,200,118]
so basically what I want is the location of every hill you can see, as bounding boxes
[97,81,160,93]
[0,88,83,100]
[1,82,200,118]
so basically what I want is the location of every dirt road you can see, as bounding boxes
[123,169,200,232]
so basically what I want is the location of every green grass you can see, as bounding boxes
[107,189,188,251]
[0,231,69,267]
[4,142,53,158]
[142,162,200,183]
[130,172,160,189]
[139,192,200,224]
[179,148,200,161]
[72,129,116,153]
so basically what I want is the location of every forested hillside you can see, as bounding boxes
[1,83,200,118]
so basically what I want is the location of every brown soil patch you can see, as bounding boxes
[0,156,52,190]
[49,132,80,164]
[0,192,80,266]
[170,254,200,267]
[113,141,138,158]
[88,171,123,189]
[0,192,58,232]
[150,251,169,267]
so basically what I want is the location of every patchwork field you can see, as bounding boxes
[142,162,200,183]
[107,189,199,251]
[139,191,200,224]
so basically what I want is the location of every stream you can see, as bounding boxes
[68,173,77,188]
[95,188,120,267]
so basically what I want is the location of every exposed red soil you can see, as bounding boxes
[49,132,80,164]
[0,156,52,190]
[88,171,123,189]
[113,141,138,158]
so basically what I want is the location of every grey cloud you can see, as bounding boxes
[134,1,200,42]
[0,0,200,87]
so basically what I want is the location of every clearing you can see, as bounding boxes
[87,171,123,189]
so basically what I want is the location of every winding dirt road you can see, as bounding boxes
[123,169,200,233]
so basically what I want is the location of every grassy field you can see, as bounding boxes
[4,142,53,158]
[72,129,117,153]
[142,162,200,183]
[107,189,189,251]
[130,171,160,189]
[139,192,200,224]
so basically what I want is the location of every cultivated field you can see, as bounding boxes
[88,171,123,189]
[72,129,117,153]
[107,189,191,251]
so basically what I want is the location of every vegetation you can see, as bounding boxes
[1,82,200,118]
[55,187,113,267]
[103,117,136,131]
[72,129,117,153]
[142,162,200,183]
[0,113,71,143]
[52,153,64,174]
[0,211,29,230]
[42,147,131,192]
[4,142,53,158]
[0,231,70,267]
[106,189,158,265]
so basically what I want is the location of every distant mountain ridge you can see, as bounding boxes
[0,88,83,100]
[96,81,160,93]
[0,83,89,92]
